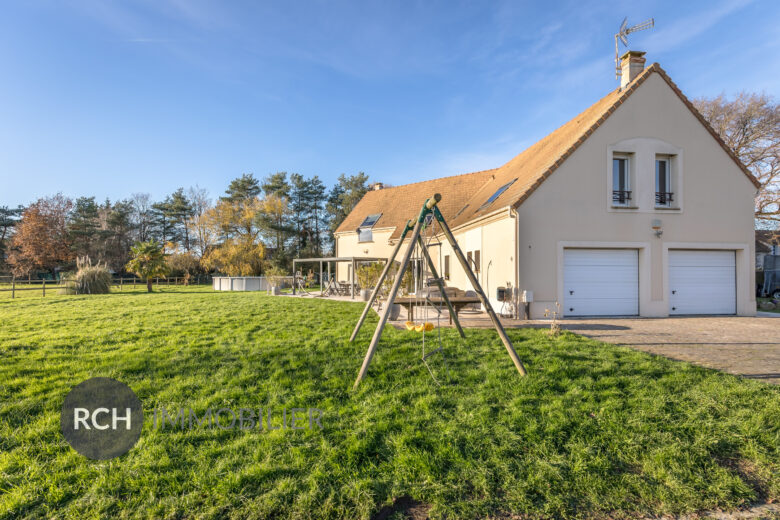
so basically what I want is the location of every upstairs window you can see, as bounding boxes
[655,157,673,207]
[612,156,631,206]
[357,213,381,242]
[479,179,517,211]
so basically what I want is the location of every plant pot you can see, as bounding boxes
[271,286,281,296]
[360,289,371,301]
[387,304,401,320]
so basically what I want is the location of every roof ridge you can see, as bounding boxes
[506,63,661,209]
[369,167,497,192]
[447,64,661,229]
[649,63,760,189]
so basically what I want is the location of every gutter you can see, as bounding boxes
[511,207,520,319]
[448,206,513,235]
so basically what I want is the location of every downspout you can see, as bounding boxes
[511,208,520,319]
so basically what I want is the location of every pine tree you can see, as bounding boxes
[308,176,327,256]
[222,174,261,202]
[168,188,194,251]
[68,197,101,260]
[290,173,311,256]
[0,205,23,268]
[326,173,369,252]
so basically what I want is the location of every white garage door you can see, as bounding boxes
[563,249,639,316]
[669,250,735,315]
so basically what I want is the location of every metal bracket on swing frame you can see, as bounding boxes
[349,193,529,389]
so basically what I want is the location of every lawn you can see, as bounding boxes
[0,287,778,519]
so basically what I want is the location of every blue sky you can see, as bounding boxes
[1,0,778,206]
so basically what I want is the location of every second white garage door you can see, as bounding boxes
[669,250,735,315]
[563,249,639,316]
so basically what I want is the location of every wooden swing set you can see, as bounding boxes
[349,193,528,389]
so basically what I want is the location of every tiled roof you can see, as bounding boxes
[338,64,759,238]
[449,63,760,229]
[334,169,496,240]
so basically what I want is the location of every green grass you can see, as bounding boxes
[1,287,778,519]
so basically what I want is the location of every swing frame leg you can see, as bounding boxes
[353,217,424,389]
[416,235,465,338]
[433,207,528,377]
[350,220,412,342]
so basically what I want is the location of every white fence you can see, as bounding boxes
[212,276,294,292]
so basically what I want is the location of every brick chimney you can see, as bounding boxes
[620,50,646,89]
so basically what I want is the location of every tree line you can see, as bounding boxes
[1,91,777,279]
[0,172,371,279]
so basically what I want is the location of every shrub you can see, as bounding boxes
[380,262,413,297]
[166,251,199,285]
[61,257,112,295]
[356,262,384,289]
[265,265,288,288]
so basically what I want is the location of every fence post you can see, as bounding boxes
[120,277,123,291]
[42,279,46,297]
[12,280,15,299]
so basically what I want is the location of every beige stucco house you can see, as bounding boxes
[334,52,760,318]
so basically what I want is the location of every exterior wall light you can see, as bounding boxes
[651,219,663,238]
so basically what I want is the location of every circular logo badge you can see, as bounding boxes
[60,377,143,460]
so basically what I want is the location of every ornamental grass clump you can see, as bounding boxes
[62,257,112,295]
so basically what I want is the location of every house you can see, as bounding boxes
[756,230,780,270]
[334,51,760,318]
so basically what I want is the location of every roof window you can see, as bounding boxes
[478,179,517,211]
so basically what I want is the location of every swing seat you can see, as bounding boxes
[412,322,435,332]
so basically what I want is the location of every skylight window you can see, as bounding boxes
[478,179,516,211]
[357,213,381,242]
[359,214,382,228]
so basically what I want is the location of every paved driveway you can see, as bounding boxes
[388,305,780,384]
[554,316,780,384]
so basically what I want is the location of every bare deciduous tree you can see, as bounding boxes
[130,193,154,242]
[187,185,214,259]
[693,92,779,227]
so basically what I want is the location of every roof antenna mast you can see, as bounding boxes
[615,17,654,78]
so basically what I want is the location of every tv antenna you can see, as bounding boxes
[614,17,654,78]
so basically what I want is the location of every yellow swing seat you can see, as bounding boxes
[406,321,435,332]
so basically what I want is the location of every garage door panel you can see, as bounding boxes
[670,250,735,267]
[564,249,638,316]
[669,250,735,315]
[567,283,637,299]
